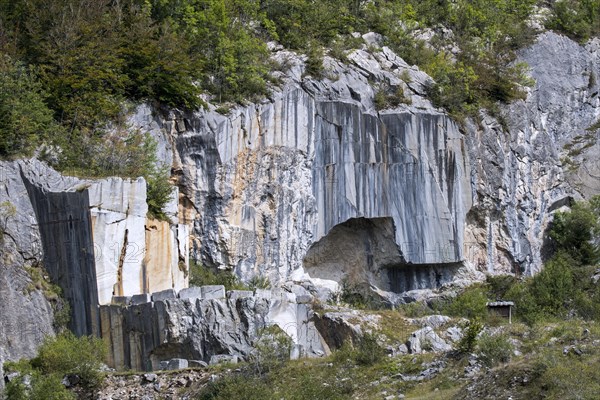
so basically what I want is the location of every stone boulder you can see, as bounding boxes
[406,327,452,354]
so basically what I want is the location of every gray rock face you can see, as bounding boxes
[128,31,599,286]
[132,45,471,293]
[2,29,599,381]
[0,158,190,380]
[100,288,328,371]
[313,309,380,350]
[465,32,600,275]
[100,297,264,371]
[408,315,451,329]
[406,326,452,354]
[1,160,62,389]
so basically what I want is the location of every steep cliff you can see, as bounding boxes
[0,159,189,380]
[133,43,472,296]
[465,32,600,276]
[2,29,599,379]
[0,161,56,390]
[129,32,598,295]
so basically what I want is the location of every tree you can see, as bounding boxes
[530,252,575,315]
[0,54,59,157]
[550,196,600,265]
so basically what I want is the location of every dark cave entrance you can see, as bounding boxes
[303,217,459,293]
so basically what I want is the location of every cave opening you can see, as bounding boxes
[303,217,459,293]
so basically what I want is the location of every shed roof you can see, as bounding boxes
[486,301,514,307]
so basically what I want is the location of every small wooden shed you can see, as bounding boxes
[486,301,514,324]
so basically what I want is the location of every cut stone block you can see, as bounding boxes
[201,285,225,300]
[130,293,151,305]
[151,289,177,302]
[254,289,272,299]
[166,358,188,370]
[178,287,203,300]
[111,296,131,306]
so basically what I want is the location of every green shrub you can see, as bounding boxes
[248,276,272,291]
[505,281,543,325]
[476,332,513,367]
[188,261,248,290]
[442,286,488,320]
[457,318,483,354]
[573,286,600,320]
[146,164,173,221]
[198,372,274,400]
[549,196,600,265]
[374,84,412,110]
[530,252,574,316]
[399,301,435,318]
[28,373,75,400]
[32,332,106,388]
[251,325,292,375]
[4,373,73,400]
[354,333,385,366]
[546,0,600,42]
[0,200,16,242]
[486,274,518,301]
[3,333,104,399]
[304,42,324,79]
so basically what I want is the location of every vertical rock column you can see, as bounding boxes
[23,176,99,336]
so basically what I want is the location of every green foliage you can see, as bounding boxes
[476,332,513,367]
[485,196,600,325]
[457,318,483,354]
[505,280,543,325]
[354,333,385,366]
[4,371,75,400]
[374,84,411,110]
[442,286,488,320]
[150,0,271,103]
[0,0,273,177]
[146,164,173,221]
[365,0,536,118]
[530,252,575,314]
[0,200,16,242]
[304,41,325,79]
[550,196,600,265]
[53,130,173,218]
[547,0,600,42]
[0,0,546,167]
[32,332,106,388]
[248,276,272,290]
[198,372,274,400]
[120,5,203,110]
[3,332,105,399]
[188,261,248,290]
[251,325,292,375]
[262,0,362,50]
[0,55,60,157]
[52,301,71,332]
[399,301,435,318]
[486,274,519,301]
[331,332,385,367]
